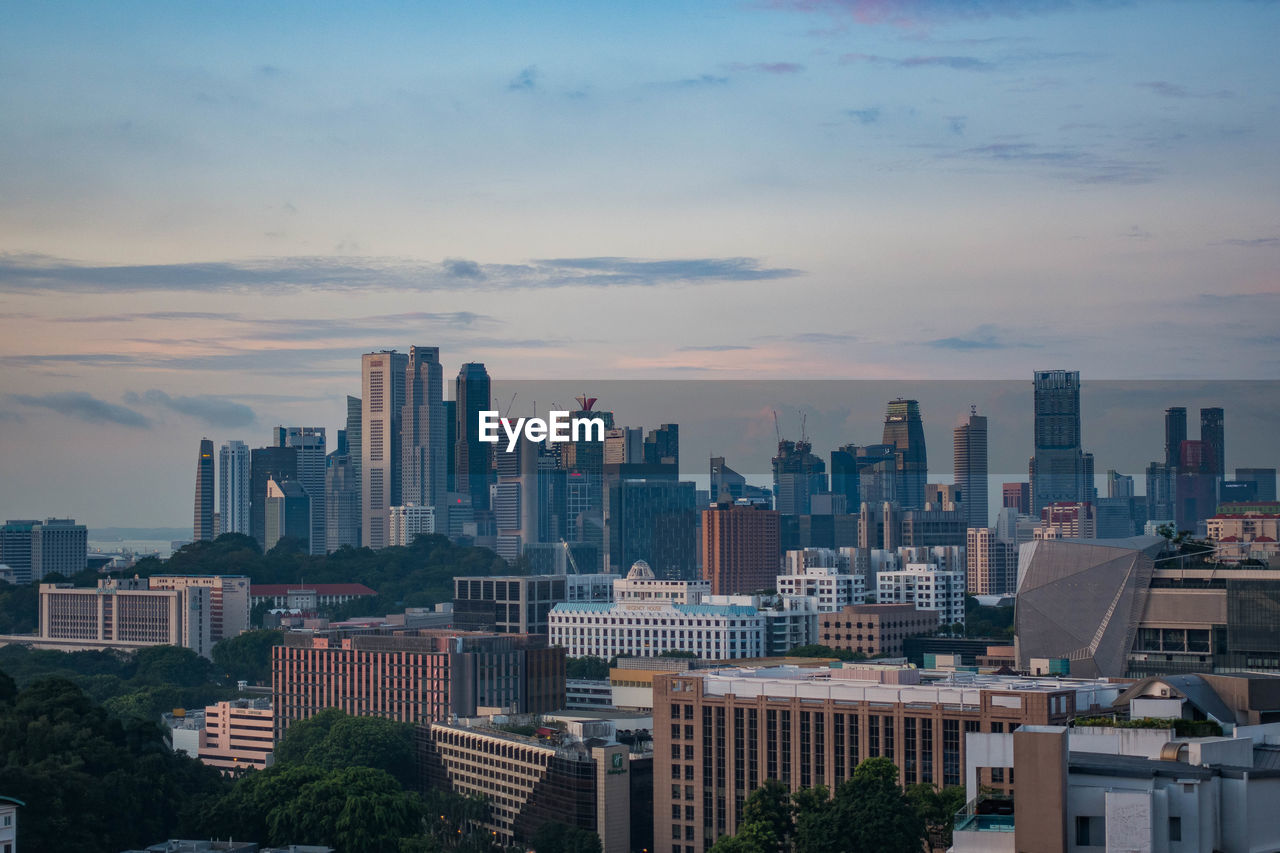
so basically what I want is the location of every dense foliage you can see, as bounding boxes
[708,759,961,853]
[785,644,868,662]
[530,820,604,853]
[1075,715,1224,737]
[0,676,230,853]
[565,655,610,680]
[211,629,283,685]
[963,596,1015,640]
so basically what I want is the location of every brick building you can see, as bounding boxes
[702,502,780,595]
[817,603,940,657]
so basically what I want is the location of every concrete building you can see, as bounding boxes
[388,503,435,546]
[776,550,866,612]
[250,583,376,610]
[218,440,251,537]
[954,408,988,530]
[550,561,768,661]
[702,501,780,595]
[0,520,38,584]
[1031,370,1088,515]
[0,794,21,853]
[875,563,966,627]
[1235,468,1277,503]
[817,603,941,657]
[1017,535,1280,678]
[194,438,215,542]
[604,470,697,580]
[417,718,649,853]
[967,527,1017,595]
[38,578,213,657]
[362,350,409,550]
[323,450,360,552]
[27,517,87,581]
[1207,502,1280,563]
[453,573,616,635]
[263,479,310,551]
[150,575,250,642]
[653,665,1124,851]
[402,346,447,525]
[165,698,276,775]
[1037,501,1097,539]
[272,629,565,737]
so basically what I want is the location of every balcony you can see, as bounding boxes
[951,797,1015,853]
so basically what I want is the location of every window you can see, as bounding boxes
[1076,816,1105,847]
[1169,816,1181,842]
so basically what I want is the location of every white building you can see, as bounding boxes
[218,440,252,536]
[0,794,21,853]
[38,578,214,658]
[389,504,435,546]
[150,574,251,642]
[875,563,966,627]
[778,551,866,612]
[550,561,766,660]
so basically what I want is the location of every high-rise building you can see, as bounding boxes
[1031,370,1086,514]
[1145,462,1176,523]
[605,427,643,466]
[345,395,362,545]
[193,438,215,541]
[1002,482,1030,515]
[1236,468,1277,502]
[40,577,214,657]
[150,574,251,642]
[362,350,409,550]
[829,445,861,511]
[772,439,826,516]
[218,440,251,536]
[454,363,491,511]
[1176,440,1216,531]
[389,504,436,546]
[883,398,928,510]
[966,527,1017,595]
[264,479,310,551]
[1164,407,1187,470]
[642,423,679,468]
[702,501,781,595]
[324,450,359,552]
[249,445,297,550]
[953,407,988,530]
[1036,501,1097,539]
[26,518,88,580]
[0,519,38,584]
[1200,407,1225,477]
[603,468,697,579]
[276,427,326,556]
[403,346,447,522]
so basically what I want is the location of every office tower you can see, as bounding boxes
[1144,462,1176,523]
[953,407,988,529]
[403,346,446,518]
[772,439,826,516]
[0,520,38,584]
[1031,370,1086,514]
[561,395,614,569]
[882,398,928,510]
[325,450,359,552]
[389,504,435,546]
[1106,470,1134,498]
[1200,407,1225,477]
[1176,440,1216,531]
[1164,407,1187,470]
[605,427,643,466]
[217,441,250,537]
[702,501,781,594]
[345,395,362,545]
[603,469,697,579]
[362,350,409,550]
[1002,482,1030,515]
[27,518,88,580]
[444,398,457,494]
[276,427,326,556]
[494,436,541,563]
[1235,468,1277,502]
[264,478,311,551]
[830,445,860,511]
[454,362,491,511]
[642,424,679,468]
[855,444,899,507]
[1037,502,1097,539]
[335,428,348,456]
[193,438,215,541]
[250,445,297,550]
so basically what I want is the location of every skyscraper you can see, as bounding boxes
[1200,407,1225,477]
[1164,407,1187,470]
[953,407,988,529]
[882,399,928,510]
[264,479,311,551]
[454,362,491,511]
[277,427,326,556]
[702,501,780,594]
[772,439,826,515]
[642,423,679,468]
[250,445,297,550]
[1031,370,1085,514]
[345,395,362,546]
[194,438,215,542]
[403,346,447,520]
[325,449,359,552]
[218,440,251,536]
[362,350,409,550]
[604,465,696,580]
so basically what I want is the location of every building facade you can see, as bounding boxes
[875,564,966,627]
[1031,370,1087,515]
[389,503,435,546]
[817,603,941,656]
[197,698,275,774]
[453,573,616,635]
[218,440,251,536]
[39,578,213,657]
[362,350,409,550]
[702,502,781,595]
[194,438,215,542]
[954,408,988,530]
[150,574,250,642]
[966,527,1017,595]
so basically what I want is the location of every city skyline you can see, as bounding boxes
[2,1,1278,524]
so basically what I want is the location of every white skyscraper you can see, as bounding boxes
[362,350,408,550]
[218,440,251,536]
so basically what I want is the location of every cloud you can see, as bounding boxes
[841,52,995,70]
[1137,81,1234,99]
[444,258,484,279]
[654,74,731,88]
[0,254,802,295]
[949,142,1159,184]
[508,66,539,91]
[677,345,756,352]
[769,1,1113,29]
[926,325,1040,350]
[1123,225,1152,240]
[848,107,881,124]
[7,392,149,428]
[728,62,806,74]
[1212,237,1280,248]
[124,390,256,427]
[946,115,967,135]
[781,332,858,345]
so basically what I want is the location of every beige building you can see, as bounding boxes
[38,578,213,657]
[149,575,250,642]
[418,721,638,853]
[198,699,274,774]
[967,527,1017,595]
[817,603,940,657]
[361,350,409,551]
[1207,506,1280,563]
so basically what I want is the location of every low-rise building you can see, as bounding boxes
[0,794,22,853]
[1207,503,1280,563]
[818,603,940,657]
[250,583,376,610]
[874,563,966,627]
[37,577,214,658]
[453,573,616,635]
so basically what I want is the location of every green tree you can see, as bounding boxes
[790,785,841,853]
[565,655,610,680]
[906,783,967,850]
[740,779,793,852]
[785,644,866,662]
[212,629,283,684]
[274,708,416,786]
[530,820,603,853]
[836,758,925,853]
[132,644,215,688]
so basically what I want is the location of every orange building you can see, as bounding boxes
[701,502,780,595]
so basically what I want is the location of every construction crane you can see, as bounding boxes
[559,539,581,575]
[500,392,517,421]
[772,409,782,444]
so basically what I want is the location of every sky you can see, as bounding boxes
[1,0,1278,526]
